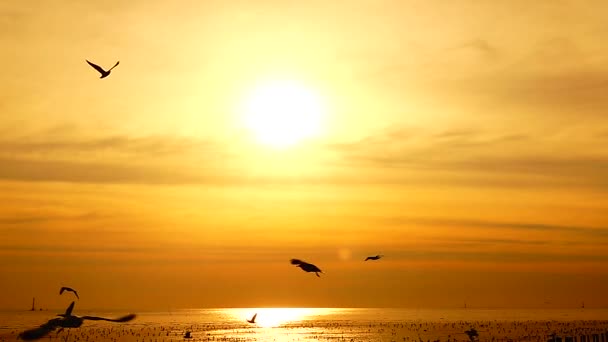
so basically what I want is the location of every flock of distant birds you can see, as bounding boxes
[20,287,135,341]
[19,62,480,341]
[20,256,386,341]
[17,61,390,341]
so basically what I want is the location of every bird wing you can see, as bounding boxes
[60,287,79,298]
[86,60,106,74]
[18,325,55,341]
[290,259,304,265]
[108,61,120,71]
[365,257,371,261]
[251,313,257,322]
[82,314,136,323]
[64,301,75,316]
[19,319,62,341]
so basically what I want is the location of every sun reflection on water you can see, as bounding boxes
[232,308,323,328]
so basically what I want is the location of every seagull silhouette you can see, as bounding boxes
[18,301,135,340]
[290,259,323,277]
[247,313,257,324]
[59,287,79,299]
[86,60,119,79]
[364,255,383,261]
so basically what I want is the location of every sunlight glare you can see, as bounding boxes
[241,80,325,149]
[239,308,316,328]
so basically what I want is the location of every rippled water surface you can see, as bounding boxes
[2,308,607,341]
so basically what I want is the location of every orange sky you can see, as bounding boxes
[1,0,608,310]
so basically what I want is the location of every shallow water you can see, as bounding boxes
[1,308,607,341]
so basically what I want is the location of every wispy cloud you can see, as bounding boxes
[0,211,100,225]
[328,126,608,189]
[0,132,237,184]
[0,135,216,157]
[379,216,608,238]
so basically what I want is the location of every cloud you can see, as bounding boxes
[380,216,608,238]
[0,135,215,157]
[0,157,218,184]
[443,39,500,62]
[0,132,239,184]
[0,125,606,189]
[0,211,99,225]
[1,238,606,267]
[328,126,608,189]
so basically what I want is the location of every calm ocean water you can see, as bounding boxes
[2,308,607,341]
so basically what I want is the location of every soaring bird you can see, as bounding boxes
[364,255,383,261]
[247,313,257,324]
[59,287,79,299]
[18,301,136,340]
[290,259,323,277]
[86,60,119,79]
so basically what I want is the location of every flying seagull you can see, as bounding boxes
[247,313,257,324]
[59,287,79,299]
[18,301,135,340]
[364,255,383,261]
[86,60,119,79]
[290,259,323,277]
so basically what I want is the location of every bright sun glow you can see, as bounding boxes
[241,80,325,148]
[237,308,316,328]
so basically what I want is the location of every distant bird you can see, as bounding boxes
[247,313,257,324]
[86,60,119,79]
[364,255,383,261]
[18,301,136,340]
[59,287,79,299]
[290,259,323,277]
[183,331,192,339]
[465,328,479,341]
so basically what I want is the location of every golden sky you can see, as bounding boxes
[1,0,608,310]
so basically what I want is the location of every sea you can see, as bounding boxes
[1,308,607,341]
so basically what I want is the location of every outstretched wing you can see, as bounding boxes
[290,259,304,265]
[64,301,75,316]
[59,287,79,299]
[86,60,106,75]
[82,314,136,323]
[364,257,371,261]
[18,326,55,341]
[19,319,62,341]
[108,61,120,71]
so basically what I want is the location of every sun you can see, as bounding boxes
[241,80,325,148]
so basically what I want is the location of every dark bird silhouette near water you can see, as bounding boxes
[18,301,136,340]
[364,255,383,261]
[247,313,257,324]
[183,331,192,339]
[59,287,79,299]
[290,259,323,277]
[86,60,119,79]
